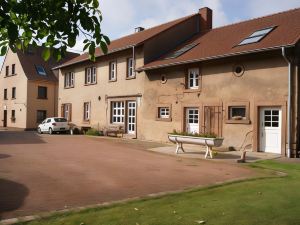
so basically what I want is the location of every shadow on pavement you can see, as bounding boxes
[0,179,29,219]
[0,131,46,145]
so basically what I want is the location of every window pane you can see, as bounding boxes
[272,122,279,127]
[230,107,246,118]
[239,36,263,45]
[265,122,271,127]
[249,27,273,38]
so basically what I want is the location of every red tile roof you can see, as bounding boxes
[17,47,78,82]
[139,8,300,71]
[55,13,198,69]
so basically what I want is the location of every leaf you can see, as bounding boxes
[0,46,7,56]
[42,48,51,61]
[100,41,108,54]
[103,35,110,45]
[92,0,99,8]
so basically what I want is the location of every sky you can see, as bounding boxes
[1,0,300,67]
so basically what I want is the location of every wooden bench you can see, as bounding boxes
[104,125,124,137]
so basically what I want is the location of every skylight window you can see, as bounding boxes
[164,43,198,60]
[238,26,276,46]
[36,65,47,76]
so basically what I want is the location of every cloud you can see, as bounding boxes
[247,0,300,17]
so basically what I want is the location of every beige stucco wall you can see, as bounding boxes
[26,80,57,129]
[59,47,145,134]
[141,52,289,152]
[0,49,28,128]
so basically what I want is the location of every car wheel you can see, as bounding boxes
[37,127,42,134]
[49,128,53,135]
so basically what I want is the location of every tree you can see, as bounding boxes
[0,0,110,61]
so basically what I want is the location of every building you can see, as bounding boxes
[0,47,78,129]
[56,8,300,157]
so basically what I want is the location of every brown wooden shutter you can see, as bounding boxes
[68,104,72,122]
[61,104,64,117]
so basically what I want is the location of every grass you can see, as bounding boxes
[19,160,300,225]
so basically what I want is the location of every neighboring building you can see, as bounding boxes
[0,47,78,129]
[56,7,300,157]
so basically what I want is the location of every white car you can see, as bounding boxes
[37,117,70,134]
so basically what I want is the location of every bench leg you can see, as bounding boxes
[175,142,184,154]
[205,146,213,159]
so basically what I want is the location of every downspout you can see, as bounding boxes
[282,47,292,158]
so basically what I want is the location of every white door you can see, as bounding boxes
[127,101,136,135]
[260,107,282,154]
[186,108,199,134]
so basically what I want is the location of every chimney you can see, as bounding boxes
[135,27,145,33]
[198,7,212,32]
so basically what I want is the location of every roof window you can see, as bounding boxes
[164,43,198,60]
[36,65,47,76]
[238,26,276,46]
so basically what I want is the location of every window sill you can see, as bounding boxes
[37,97,48,100]
[84,83,97,86]
[64,86,74,89]
[126,76,136,80]
[109,79,117,83]
[11,98,16,100]
[226,119,251,124]
[156,117,172,122]
[4,74,17,78]
[183,88,201,93]
[82,120,90,124]
[4,98,8,100]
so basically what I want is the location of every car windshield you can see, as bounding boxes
[54,118,67,122]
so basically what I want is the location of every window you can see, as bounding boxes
[238,27,275,46]
[62,104,72,121]
[36,65,47,76]
[111,101,125,123]
[54,118,68,122]
[164,43,198,60]
[85,67,97,85]
[226,101,250,124]
[64,72,75,88]
[11,110,15,120]
[37,110,47,123]
[38,86,47,99]
[109,61,117,81]
[12,64,15,75]
[127,58,134,78]
[229,107,246,120]
[12,87,16,99]
[5,66,9,76]
[83,102,91,121]
[159,107,170,119]
[187,68,199,89]
[264,110,279,127]
[4,89,7,100]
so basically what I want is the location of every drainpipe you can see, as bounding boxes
[282,47,292,158]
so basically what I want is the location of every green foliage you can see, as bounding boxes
[85,128,101,136]
[169,129,218,138]
[0,0,110,61]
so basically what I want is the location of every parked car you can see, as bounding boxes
[37,117,70,134]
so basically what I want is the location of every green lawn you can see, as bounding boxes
[19,160,300,225]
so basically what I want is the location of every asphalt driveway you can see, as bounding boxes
[0,131,256,219]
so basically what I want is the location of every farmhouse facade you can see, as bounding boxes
[56,8,300,157]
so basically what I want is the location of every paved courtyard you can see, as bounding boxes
[0,131,257,220]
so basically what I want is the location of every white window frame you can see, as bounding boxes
[127,57,134,78]
[109,61,117,81]
[159,107,170,119]
[111,101,125,124]
[188,68,199,89]
[84,102,91,121]
[63,104,70,121]
[92,67,97,84]
[85,67,97,85]
[65,72,74,88]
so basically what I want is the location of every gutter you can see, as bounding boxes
[282,47,293,158]
[138,44,296,72]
